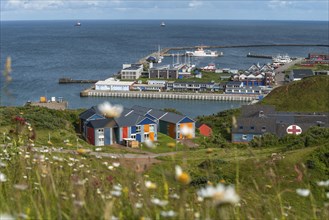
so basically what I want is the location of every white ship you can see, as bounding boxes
[161,21,165,27]
[272,54,292,65]
[74,21,81,26]
[186,47,222,57]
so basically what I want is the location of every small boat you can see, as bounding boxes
[160,21,165,27]
[74,21,81,27]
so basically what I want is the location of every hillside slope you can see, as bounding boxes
[261,76,329,112]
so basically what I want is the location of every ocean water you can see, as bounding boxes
[1,20,328,117]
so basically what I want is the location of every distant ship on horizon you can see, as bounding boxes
[160,21,165,27]
[74,21,81,27]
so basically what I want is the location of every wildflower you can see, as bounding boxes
[73,200,85,207]
[169,193,180,199]
[108,166,114,170]
[160,210,176,218]
[111,190,122,197]
[0,172,7,182]
[98,101,123,118]
[95,147,102,152]
[0,213,14,220]
[296,188,310,197]
[167,142,175,148]
[197,183,240,205]
[180,126,193,137]
[206,148,213,154]
[317,180,329,187]
[151,198,168,207]
[145,180,157,189]
[144,139,155,149]
[135,202,143,209]
[76,148,90,154]
[0,160,6,167]
[13,184,28,191]
[112,162,120,167]
[175,165,191,185]
[326,192,329,199]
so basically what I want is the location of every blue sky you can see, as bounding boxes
[1,0,328,21]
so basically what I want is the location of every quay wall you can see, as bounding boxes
[80,90,258,101]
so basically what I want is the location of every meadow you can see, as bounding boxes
[0,105,328,219]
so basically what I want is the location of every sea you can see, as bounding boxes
[1,20,328,117]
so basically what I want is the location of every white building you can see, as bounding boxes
[95,78,134,91]
[120,64,143,80]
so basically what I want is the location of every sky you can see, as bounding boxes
[1,0,328,21]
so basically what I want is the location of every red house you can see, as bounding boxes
[196,122,213,137]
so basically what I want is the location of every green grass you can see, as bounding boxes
[1,106,329,219]
[140,133,187,153]
[285,63,329,73]
[261,75,329,112]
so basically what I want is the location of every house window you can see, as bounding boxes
[131,134,136,139]
[98,129,104,133]
[239,126,243,130]
[144,133,149,139]
[242,135,248,140]
[261,126,266,132]
[99,138,104,142]
[250,126,255,130]
[149,125,155,132]
[136,126,141,132]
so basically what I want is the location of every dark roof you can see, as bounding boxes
[123,64,142,70]
[130,105,152,115]
[240,105,276,118]
[115,112,145,127]
[160,112,186,124]
[292,69,314,79]
[232,117,277,134]
[86,118,117,128]
[79,106,102,120]
[148,109,167,119]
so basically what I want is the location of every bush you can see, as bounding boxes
[249,133,279,148]
[306,144,329,176]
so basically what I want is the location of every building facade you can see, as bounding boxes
[120,64,143,80]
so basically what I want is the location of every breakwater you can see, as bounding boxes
[59,78,99,84]
[80,89,258,101]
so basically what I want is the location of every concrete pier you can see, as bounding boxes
[80,89,258,102]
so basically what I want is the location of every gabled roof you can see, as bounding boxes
[130,105,152,115]
[292,69,314,79]
[79,106,103,120]
[147,109,167,119]
[115,112,145,127]
[232,117,276,134]
[240,105,276,118]
[86,118,117,129]
[160,112,194,124]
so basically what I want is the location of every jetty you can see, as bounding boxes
[247,53,273,59]
[80,89,258,102]
[59,78,99,84]
[138,44,329,65]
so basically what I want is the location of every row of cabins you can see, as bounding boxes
[95,78,269,95]
[79,105,195,146]
[231,63,275,86]
[232,105,329,143]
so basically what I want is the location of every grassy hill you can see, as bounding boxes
[261,75,329,112]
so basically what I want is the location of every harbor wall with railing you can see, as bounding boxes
[80,89,258,101]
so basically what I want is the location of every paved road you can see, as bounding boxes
[274,58,304,87]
